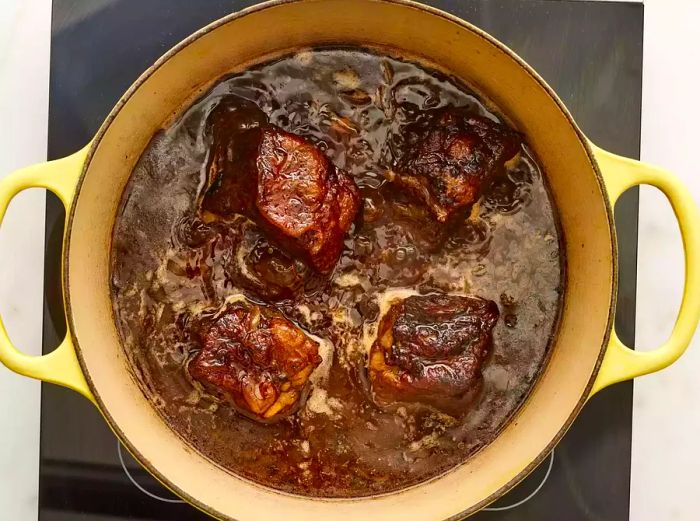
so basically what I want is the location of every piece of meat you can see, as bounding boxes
[388,108,522,222]
[382,188,451,252]
[244,237,306,300]
[199,96,268,219]
[368,294,499,416]
[201,96,361,273]
[188,299,322,421]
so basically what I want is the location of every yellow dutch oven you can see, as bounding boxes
[1,1,698,519]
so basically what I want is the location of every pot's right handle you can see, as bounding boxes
[590,143,700,395]
[0,146,94,402]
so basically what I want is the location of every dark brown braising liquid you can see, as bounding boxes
[110,49,564,497]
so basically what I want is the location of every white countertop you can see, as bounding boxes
[1,0,698,520]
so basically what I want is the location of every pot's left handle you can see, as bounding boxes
[0,146,95,402]
[590,143,700,395]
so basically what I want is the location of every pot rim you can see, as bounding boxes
[62,0,618,518]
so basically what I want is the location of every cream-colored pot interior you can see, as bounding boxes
[66,1,614,519]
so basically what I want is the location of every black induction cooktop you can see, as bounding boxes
[40,1,642,519]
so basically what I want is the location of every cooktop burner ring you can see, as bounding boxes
[117,438,554,511]
[483,450,555,512]
[117,441,186,505]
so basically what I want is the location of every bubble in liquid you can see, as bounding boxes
[472,263,487,277]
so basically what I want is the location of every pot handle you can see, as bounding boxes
[589,143,700,395]
[0,146,94,402]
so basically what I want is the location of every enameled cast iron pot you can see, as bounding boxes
[1,1,698,519]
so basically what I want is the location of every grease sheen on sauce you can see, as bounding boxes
[110,49,564,498]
